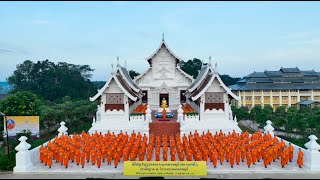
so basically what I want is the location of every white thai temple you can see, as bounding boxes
[12,36,320,174]
[88,36,242,136]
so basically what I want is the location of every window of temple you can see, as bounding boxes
[105,93,125,111]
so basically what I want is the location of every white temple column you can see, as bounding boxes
[264,120,275,138]
[270,91,273,108]
[57,121,68,137]
[298,90,301,102]
[124,95,129,121]
[311,89,314,101]
[243,91,246,106]
[13,136,32,173]
[200,95,205,121]
[280,90,282,106]
[261,90,264,108]
[145,105,152,123]
[304,135,320,170]
[252,91,255,107]
[288,90,292,107]
[237,91,241,108]
[177,104,184,123]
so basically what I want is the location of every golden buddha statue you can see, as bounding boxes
[161,98,168,108]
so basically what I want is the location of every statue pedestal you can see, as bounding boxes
[154,107,174,118]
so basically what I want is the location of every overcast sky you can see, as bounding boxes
[1,1,320,81]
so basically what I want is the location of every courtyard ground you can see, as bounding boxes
[1,171,320,179]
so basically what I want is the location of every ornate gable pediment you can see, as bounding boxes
[154,82,175,94]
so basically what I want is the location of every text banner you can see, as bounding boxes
[4,116,39,137]
[124,161,207,176]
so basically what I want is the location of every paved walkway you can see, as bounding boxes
[1,171,320,179]
[9,146,310,177]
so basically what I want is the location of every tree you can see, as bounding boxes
[220,75,241,86]
[180,58,202,79]
[93,81,105,90]
[40,97,97,129]
[129,70,140,80]
[232,106,250,120]
[7,60,96,102]
[250,105,263,124]
[286,106,299,131]
[0,91,42,116]
[258,105,273,125]
[273,106,287,129]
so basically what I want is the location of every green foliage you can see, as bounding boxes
[8,60,96,102]
[186,112,198,116]
[250,105,262,123]
[93,81,105,90]
[40,97,98,128]
[235,104,320,139]
[0,152,15,171]
[0,91,42,116]
[130,112,144,116]
[286,106,299,131]
[180,58,202,79]
[232,106,250,120]
[15,129,32,141]
[219,74,241,86]
[238,124,256,134]
[129,70,140,80]
[277,135,307,148]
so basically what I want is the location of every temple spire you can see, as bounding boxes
[208,56,212,66]
[215,62,218,73]
[117,56,120,67]
[162,33,165,42]
[124,60,127,69]
[200,59,204,69]
[111,63,114,75]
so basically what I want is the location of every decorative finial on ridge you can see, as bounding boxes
[209,56,212,66]
[162,33,165,42]
[111,63,114,75]
[215,62,218,73]
[124,59,127,69]
[117,56,120,67]
[201,59,204,69]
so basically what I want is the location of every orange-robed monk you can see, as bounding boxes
[212,151,218,168]
[47,151,53,168]
[297,148,304,168]
[230,152,235,168]
[162,108,167,120]
[80,151,86,168]
[63,151,69,168]
[75,149,81,165]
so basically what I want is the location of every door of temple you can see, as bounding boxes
[159,94,169,107]
[142,90,148,103]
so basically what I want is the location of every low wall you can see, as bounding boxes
[129,115,144,122]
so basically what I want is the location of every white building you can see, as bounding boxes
[133,36,194,110]
[89,36,241,135]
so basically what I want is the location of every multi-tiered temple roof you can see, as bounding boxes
[90,64,144,102]
[230,67,320,90]
[184,63,239,101]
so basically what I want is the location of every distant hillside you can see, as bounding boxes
[0,82,12,94]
